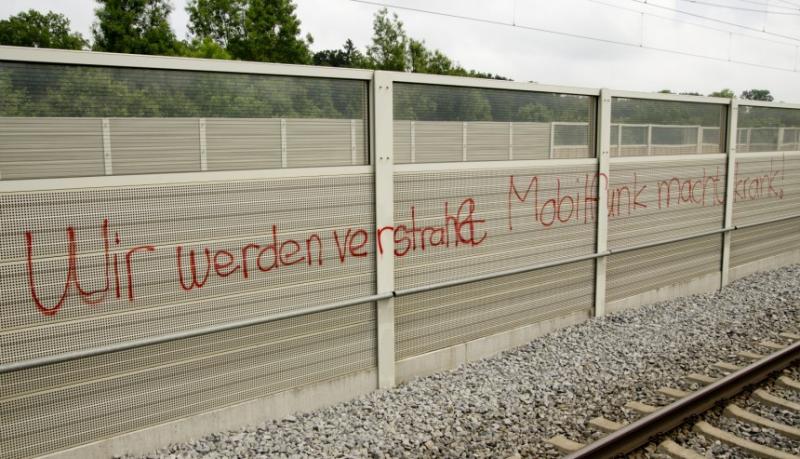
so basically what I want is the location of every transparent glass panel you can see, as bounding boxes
[0,61,369,179]
[611,98,727,156]
[393,83,596,162]
[737,106,800,153]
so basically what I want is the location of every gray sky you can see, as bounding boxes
[1,0,798,101]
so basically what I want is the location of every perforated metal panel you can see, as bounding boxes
[0,118,105,179]
[110,118,202,174]
[0,303,376,459]
[611,98,726,156]
[730,217,800,267]
[732,152,800,227]
[392,83,594,164]
[393,120,557,163]
[0,173,374,364]
[396,260,593,359]
[607,157,727,249]
[607,235,722,301]
[394,164,599,290]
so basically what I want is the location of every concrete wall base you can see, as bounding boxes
[606,272,721,315]
[395,310,592,383]
[729,250,800,282]
[41,369,378,459]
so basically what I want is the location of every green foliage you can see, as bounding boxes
[740,89,773,102]
[0,9,87,50]
[179,36,232,59]
[366,9,408,71]
[186,0,312,64]
[709,88,735,98]
[313,39,367,68]
[0,61,366,119]
[394,83,592,122]
[92,0,181,55]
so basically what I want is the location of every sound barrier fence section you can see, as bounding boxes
[0,61,369,179]
[731,105,800,269]
[3,56,800,459]
[605,97,728,303]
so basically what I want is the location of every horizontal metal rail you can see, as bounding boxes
[564,339,800,459]
[0,293,393,374]
[1,212,799,375]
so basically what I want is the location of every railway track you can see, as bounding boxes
[546,332,800,459]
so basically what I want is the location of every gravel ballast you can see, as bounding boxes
[134,265,800,458]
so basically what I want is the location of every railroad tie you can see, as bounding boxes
[753,389,800,412]
[588,416,626,433]
[779,332,800,341]
[625,400,659,415]
[686,373,718,386]
[658,387,691,399]
[777,376,800,391]
[723,404,800,440]
[711,361,742,373]
[657,439,705,459]
[759,340,787,351]
[694,421,799,459]
[737,350,764,361]
[545,434,585,454]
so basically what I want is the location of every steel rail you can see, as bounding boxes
[564,340,800,459]
[1,212,799,375]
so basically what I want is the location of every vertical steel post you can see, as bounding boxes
[102,118,113,176]
[594,90,612,317]
[199,118,208,172]
[647,124,653,155]
[720,99,738,288]
[777,127,785,151]
[372,71,395,389]
[549,122,556,159]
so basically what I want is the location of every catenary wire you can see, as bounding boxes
[677,0,800,15]
[349,0,798,73]
[583,0,798,48]
[628,0,800,42]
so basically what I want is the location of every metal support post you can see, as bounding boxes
[372,71,396,389]
[720,100,738,288]
[594,90,612,317]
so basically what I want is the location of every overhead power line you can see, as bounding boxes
[731,0,800,11]
[584,0,797,48]
[775,0,800,8]
[628,0,800,43]
[349,0,797,73]
[678,0,800,15]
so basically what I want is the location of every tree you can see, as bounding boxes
[0,10,87,50]
[179,36,232,59]
[186,0,312,64]
[366,9,408,71]
[313,39,366,68]
[92,0,181,55]
[709,88,735,98]
[740,89,773,102]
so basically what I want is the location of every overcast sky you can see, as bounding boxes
[1,0,798,101]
